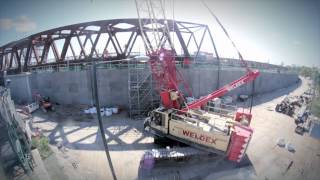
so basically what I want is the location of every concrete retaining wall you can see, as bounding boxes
[6,73,33,103]
[6,67,299,108]
[181,68,299,97]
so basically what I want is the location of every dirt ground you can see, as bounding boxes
[245,77,320,180]
[29,77,320,180]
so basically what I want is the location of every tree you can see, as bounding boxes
[299,66,313,77]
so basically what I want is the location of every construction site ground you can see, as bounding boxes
[28,77,320,180]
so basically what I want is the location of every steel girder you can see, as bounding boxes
[0,19,216,74]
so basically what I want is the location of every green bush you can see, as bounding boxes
[31,136,53,159]
[311,97,320,118]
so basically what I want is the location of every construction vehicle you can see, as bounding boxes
[294,125,304,135]
[135,0,259,162]
[34,93,55,112]
[275,98,295,117]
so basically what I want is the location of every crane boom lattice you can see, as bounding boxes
[135,0,174,54]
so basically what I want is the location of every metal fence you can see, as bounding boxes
[27,57,296,75]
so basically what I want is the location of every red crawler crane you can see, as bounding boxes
[136,0,260,163]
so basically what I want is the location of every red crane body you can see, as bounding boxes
[149,48,260,112]
[149,48,192,110]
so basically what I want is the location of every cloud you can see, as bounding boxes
[0,18,13,30]
[0,16,36,32]
[14,16,37,32]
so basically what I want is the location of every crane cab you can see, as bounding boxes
[144,108,171,135]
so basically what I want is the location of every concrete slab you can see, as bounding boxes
[30,149,50,180]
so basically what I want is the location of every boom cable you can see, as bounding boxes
[201,0,255,110]
[201,0,251,72]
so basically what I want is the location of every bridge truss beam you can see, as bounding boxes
[0,19,217,74]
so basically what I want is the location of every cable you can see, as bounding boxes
[249,79,255,113]
[201,0,250,72]
[172,0,175,48]
[92,62,117,180]
[202,0,257,112]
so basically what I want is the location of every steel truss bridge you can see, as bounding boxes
[0,18,219,74]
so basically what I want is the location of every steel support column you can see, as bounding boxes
[23,41,32,72]
[174,22,190,57]
[60,35,72,61]
[207,28,221,89]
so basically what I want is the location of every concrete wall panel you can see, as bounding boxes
[7,67,299,109]
[6,73,32,104]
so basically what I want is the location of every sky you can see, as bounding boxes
[0,0,319,67]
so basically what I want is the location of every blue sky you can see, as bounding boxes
[0,0,319,67]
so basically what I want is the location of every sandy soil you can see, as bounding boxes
[246,77,320,180]
[29,77,320,180]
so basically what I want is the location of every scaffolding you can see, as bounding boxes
[128,60,159,119]
[0,87,34,176]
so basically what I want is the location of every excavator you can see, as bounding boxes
[135,0,260,162]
